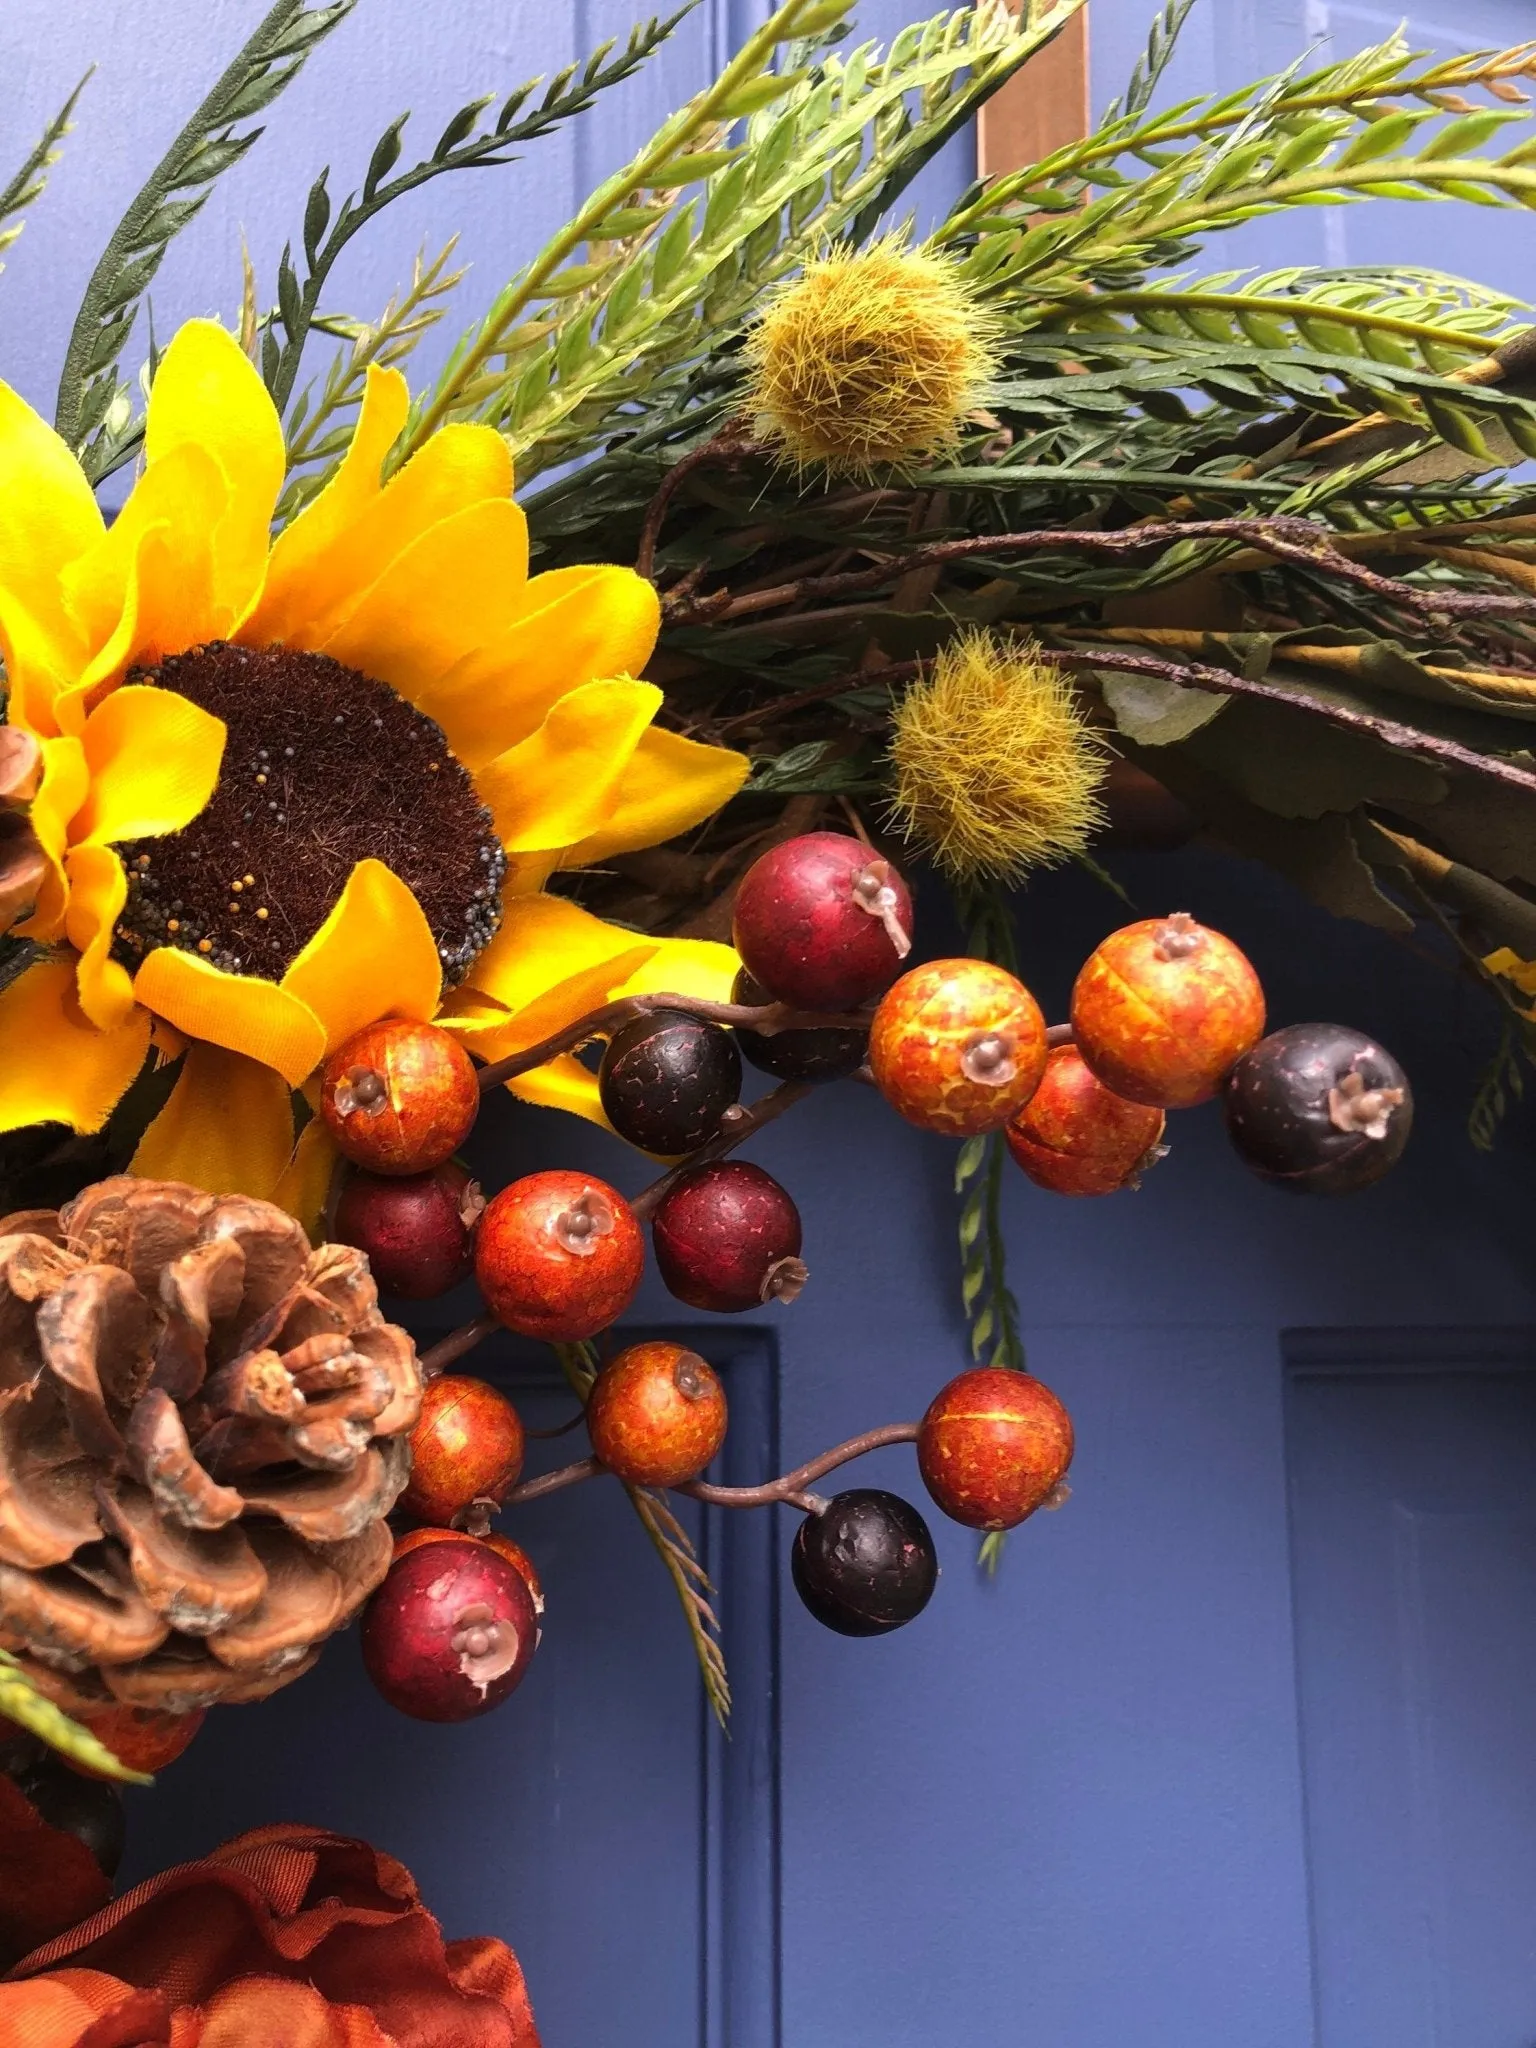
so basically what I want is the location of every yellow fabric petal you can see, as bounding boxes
[280,858,443,1056]
[416,565,662,769]
[131,1040,295,1199]
[271,1114,341,1239]
[60,444,224,665]
[245,396,514,651]
[0,958,149,1135]
[318,499,530,708]
[609,936,743,1006]
[15,736,88,939]
[455,891,663,1021]
[70,685,226,846]
[553,724,751,872]
[474,679,663,854]
[133,949,325,1087]
[0,378,101,721]
[63,844,136,1030]
[504,1052,612,1129]
[444,941,658,1058]
[0,597,88,739]
[144,319,285,628]
[1485,945,1536,998]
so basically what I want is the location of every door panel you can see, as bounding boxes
[1286,1330,1536,2048]
[120,1327,782,2048]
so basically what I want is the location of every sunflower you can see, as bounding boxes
[0,320,748,1216]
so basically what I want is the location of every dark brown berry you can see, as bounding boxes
[599,1009,741,1154]
[1223,1022,1412,1193]
[651,1160,806,1314]
[732,968,868,1082]
[791,1490,938,1636]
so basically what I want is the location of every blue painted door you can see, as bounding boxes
[1287,1331,1536,2048]
[11,1,1536,2042]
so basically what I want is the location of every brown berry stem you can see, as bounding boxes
[500,1422,920,1514]
[474,994,871,1094]
[631,1079,813,1222]
[1045,1022,1076,1048]
[419,1310,500,1377]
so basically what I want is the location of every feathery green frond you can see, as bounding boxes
[0,72,91,273]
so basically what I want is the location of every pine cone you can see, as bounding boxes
[0,1177,422,1718]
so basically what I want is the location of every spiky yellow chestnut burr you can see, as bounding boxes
[887,631,1108,883]
[743,238,995,474]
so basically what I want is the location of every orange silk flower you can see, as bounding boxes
[0,1823,539,2048]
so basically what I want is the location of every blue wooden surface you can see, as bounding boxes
[7,2,1536,2043]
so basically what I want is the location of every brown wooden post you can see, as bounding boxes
[977,3,1092,178]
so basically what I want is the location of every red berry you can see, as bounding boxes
[732,831,912,1011]
[401,1375,525,1526]
[70,1705,204,1780]
[1004,1045,1166,1196]
[361,1538,538,1722]
[333,1162,484,1298]
[475,1171,644,1341]
[319,1019,479,1173]
[1071,912,1264,1108]
[651,1161,806,1314]
[587,1341,728,1487]
[917,1367,1074,1531]
[392,1527,545,1622]
[868,958,1048,1137]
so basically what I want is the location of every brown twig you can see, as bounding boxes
[475,993,871,1093]
[635,421,760,582]
[502,1423,920,1515]
[667,515,1536,628]
[419,1311,499,1377]
[631,1079,814,1222]
[714,659,922,737]
[1058,645,1536,798]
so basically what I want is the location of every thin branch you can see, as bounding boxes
[668,515,1536,628]
[1059,646,1536,798]
[503,1422,921,1512]
[504,1454,605,1505]
[475,994,870,1093]
[420,1309,499,1376]
[631,1079,812,1221]
[636,421,759,580]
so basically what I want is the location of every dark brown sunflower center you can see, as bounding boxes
[112,641,505,984]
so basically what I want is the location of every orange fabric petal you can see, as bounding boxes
[183,1976,393,2048]
[131,1042,296,1200]
[64,844,136,1031]
[318,500,530,710]
[420,565,661,770]
[0,959,149,1135]
[132,951,325,1088]
[280,859,442,1056]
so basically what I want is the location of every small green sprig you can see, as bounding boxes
[0,72,91,273]
[0,1651,151,1785]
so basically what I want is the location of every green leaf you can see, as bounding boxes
[719,68,808,117]
[363,115,408,200]
[654,148,742,183]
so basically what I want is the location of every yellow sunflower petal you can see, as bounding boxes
[609,935,743,1005]
[0,597,87,739]
[70,684,226,846]
[60,443,225,663]
[443,941,658,1058]
[271,1114,341,1240]
[553,724,750,872]
[318,499,530,707]
[63,843,136,1030]
[246,399,514,652]
[280,858,443,1055]
[1485,945,1536,997]
[131,1040,295,1199]
[417,565,662,770]
[504,1052,613,1129]
[0,378,101,712]
[456,891,663,1021]
[144,319,285,626]
[133,949,325,1087]
[15,736,88,939]
[473,679,663,854]
[0,959,149,1135]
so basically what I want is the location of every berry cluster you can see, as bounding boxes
[311,832,1411,1722]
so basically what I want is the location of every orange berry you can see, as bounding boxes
[918,1367,1073,1531]
[869,958,1047,1136]
[475,1171,644,1342]
[587,1341,727,1488]
[1005,1044,1166,1196]
[401,1375,525,1526]
[70,1705,205,1778]
[1071,912,1264,1108]
[319,1019,479,1174]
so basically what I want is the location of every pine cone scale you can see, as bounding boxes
[0,1178,423,1720]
